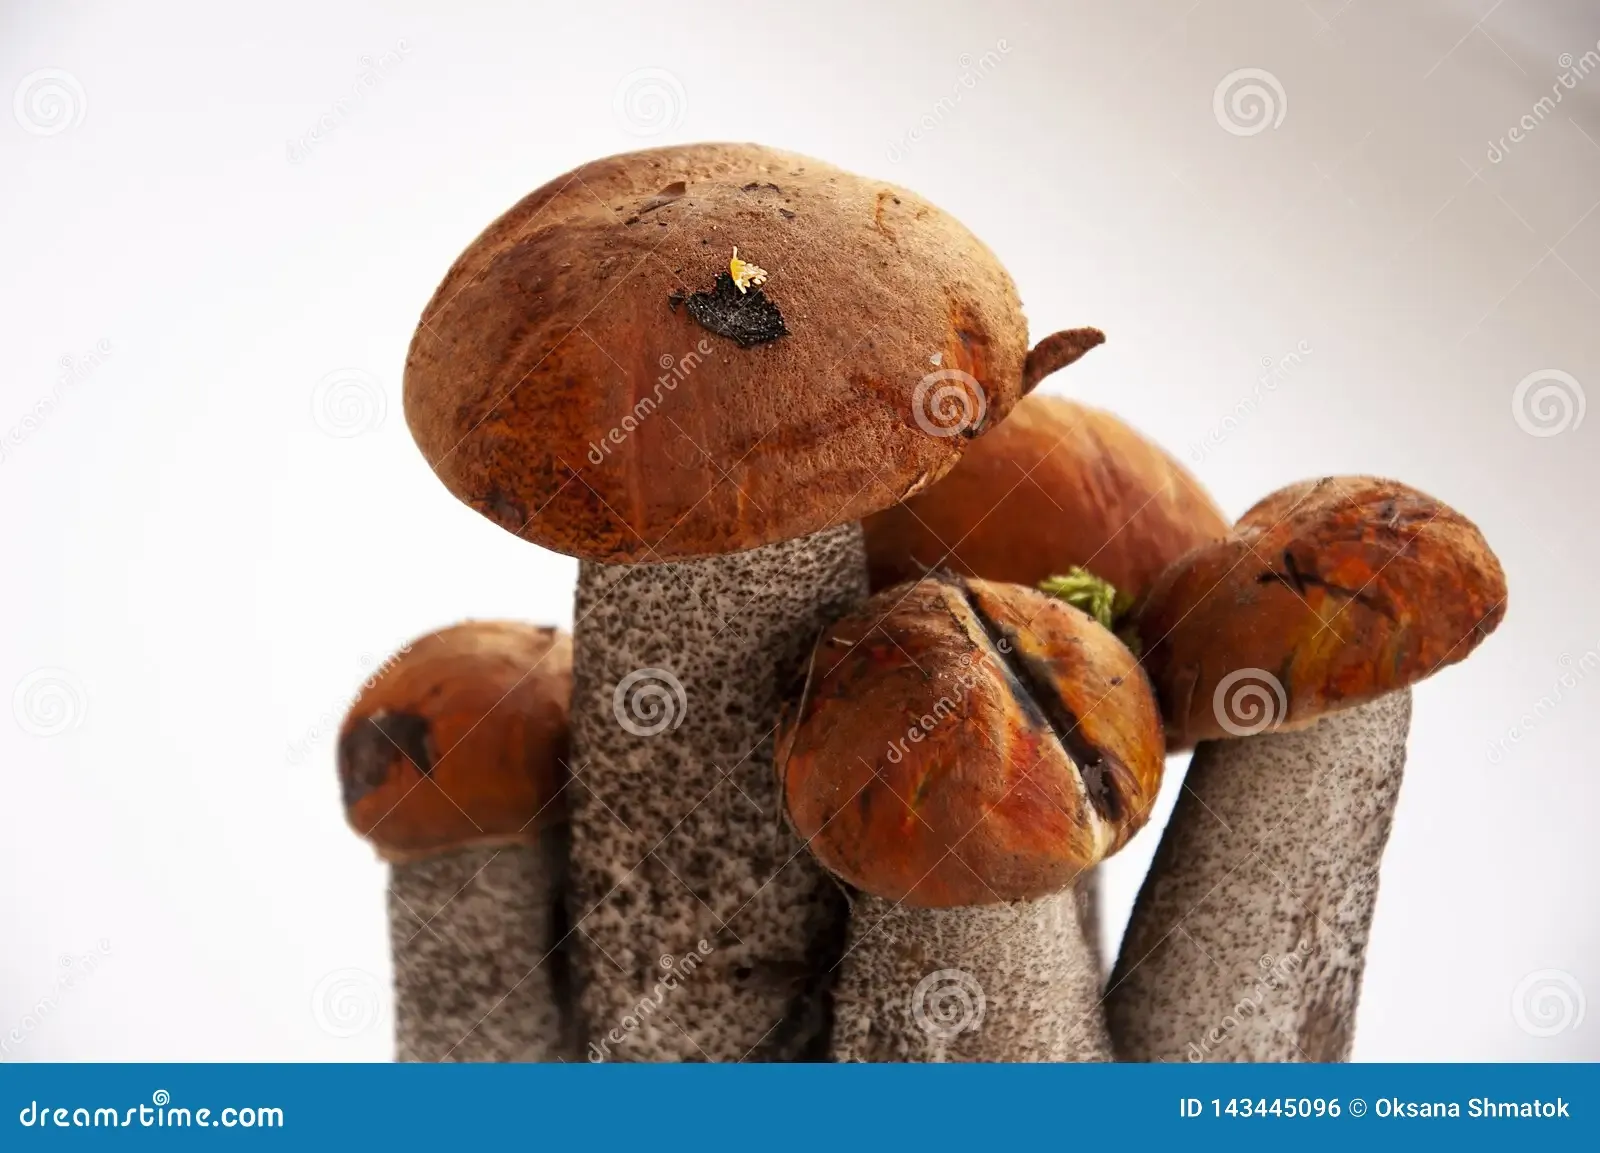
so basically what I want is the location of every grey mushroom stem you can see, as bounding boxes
[831,891,1113,1062]
[567,522,867,1060]
[389,832,572,1061]
[1106,690,1413,1061]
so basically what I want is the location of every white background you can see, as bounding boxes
[2,0,1595,1060]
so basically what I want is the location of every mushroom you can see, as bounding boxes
[1105,477,1506,1060]
[402,143,1103,1059]
[338,621,573,1062]
[776,575,1165,1060]
[863,394,1230,600]
[863,392,1229,960]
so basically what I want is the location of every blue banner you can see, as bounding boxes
[2,1063,1593,1150]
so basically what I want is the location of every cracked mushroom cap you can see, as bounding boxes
[776,575,1164,908]
[864,394,1230,599]
[337,621,572,862]
[1134,476,1507,750]
[403,142,1102,563]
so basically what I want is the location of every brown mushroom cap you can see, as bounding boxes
[1135,476,1507,750]
[777,576,1164,908]
[404,143,1100,563]
[863,395,1229,600]
[337,621,572,862]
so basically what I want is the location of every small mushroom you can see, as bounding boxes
[777,575,1165,1061]
[1105,477,1507,1061]
[338,621,573,1062]
[863,394,1230,601]
[862,392,1228,958]
[403,143,1104,1060]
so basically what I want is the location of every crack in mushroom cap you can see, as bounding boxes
[863,394,1231,598]
[337,621,572,862]
[404,143,1067,563]
[776,576,1164,908]
[1135,476,1507,750]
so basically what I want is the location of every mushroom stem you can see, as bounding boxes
[1106,690,1412,1061]
[390,834,572,1061]
[831,892,1113,1062]
[568,523,867,1060]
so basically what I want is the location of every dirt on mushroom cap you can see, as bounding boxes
[404,143,1035,563]
[1135,476,1507,750]
[777,576,1164,908]
[863,395,1230,600]
[338,621,572,861]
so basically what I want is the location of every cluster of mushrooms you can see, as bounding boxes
[336,143,1506,1063]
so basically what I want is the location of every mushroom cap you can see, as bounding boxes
[404,143,1083,563]
[777,575,1165,908]
[1135,476,1507,750]
[863,395,1229,600]
[337,621,571,862]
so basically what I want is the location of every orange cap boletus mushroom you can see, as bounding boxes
[863,395,1229,601]
[1132,475,1506,750]
[777,574,1161,1061]
[338,621,573,1063]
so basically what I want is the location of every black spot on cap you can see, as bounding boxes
[684,272,788,348]
[337,711,434,808]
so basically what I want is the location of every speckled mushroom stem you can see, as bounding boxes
[1106,691,1412,1062]
[389,833,572,1062]
[568,523,867,1061]
[831,892,1113,1062]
